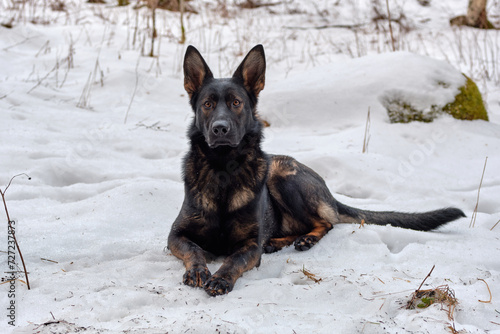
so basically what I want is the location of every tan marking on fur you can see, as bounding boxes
[200,193,217,212]
[267,236,298,250]
[212,240,261,285]
[229,222,258,244]
[268,158,298,179]
[280,214,303,235]
[338,214,361,224]
[229,187,254,212]
[307,223,331,239]
[256,157,268,182]
[228,158,267,212]
[317,201,340,225]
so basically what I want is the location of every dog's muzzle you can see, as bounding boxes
[207,120,239,148]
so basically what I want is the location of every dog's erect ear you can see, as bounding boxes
[183,46,214,98]
[232,44,266,98]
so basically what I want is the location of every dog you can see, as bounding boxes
[167,45,465,296]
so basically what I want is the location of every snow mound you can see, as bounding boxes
[260,52,466,127]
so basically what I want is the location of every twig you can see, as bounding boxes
[124,55,141,124]
[77,26,107,109]
[362,107,371,154]
[238,0,283,8]
[416,265,435,291]
[1,174,31,290]
[134,120,169,132]
[301,265,322,284]
[407,265,435,307]
[77,72,93,109]
[41,258,59,264]
[470,157,488,228]
[478,278,492,303]
[2,36,38,51]
[490,219,499,231]
[148,0,159,57]
[27,58,68,94]
[386,0,396,51]
[284,23,366,30]
[179,0,186,44]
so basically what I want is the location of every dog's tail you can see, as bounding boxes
[336,202,465,231]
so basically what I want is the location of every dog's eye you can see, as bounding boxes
[203,101,212,109]
[232,99,241,107]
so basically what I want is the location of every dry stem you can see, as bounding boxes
[1,174,31,290]
[490,219,499,231]
[470,156,488,228]
[362,107,371,153]
[386,0,396,51]
[301,265,322,284]
[407,265,435,307]
[478,278,492,303]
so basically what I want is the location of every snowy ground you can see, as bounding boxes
[1,0,499,333]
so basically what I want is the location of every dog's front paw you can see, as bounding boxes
[294,235,319,251]
[183,266,211,288]
[204,276,233,296]
[263,241,281,254]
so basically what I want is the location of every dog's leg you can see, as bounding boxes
[168,234,211,288]
[294,219,333,251]
[264,235,298,253]
[204,239,261,296]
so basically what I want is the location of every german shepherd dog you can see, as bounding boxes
[168,45,465,296]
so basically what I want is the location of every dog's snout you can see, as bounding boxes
[212,120,230,136]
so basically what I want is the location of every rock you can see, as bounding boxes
[382,74,488,123]
[442,75,488,121]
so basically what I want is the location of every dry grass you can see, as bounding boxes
[406,285,458,321]
[405,265,460,333]
[1,174,32,290]
[490,219,499,231]
[470,156,488,228]
[362,108,371,154]
[300,265,322,284]
[477,278,492,303]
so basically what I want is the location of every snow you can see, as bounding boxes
[1,0,499,333]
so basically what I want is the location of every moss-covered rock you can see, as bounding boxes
[384,99,440,123]
[442,74,488,121]
[384,74,488,123]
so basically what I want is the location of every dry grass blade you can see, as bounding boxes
[301,265,322,284]
[41,258,59,264]
[1,174,31,290]
[470,156,488,228]
[362,107,371,154]
[407,285,458,321]
[490,219,500,231]
[124,55,141,124]
[386,0,396,51]
[406,265,435,308]
[478,278,492,303]
[448,322,460,334]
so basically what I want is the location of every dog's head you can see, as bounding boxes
[183,45,266,148]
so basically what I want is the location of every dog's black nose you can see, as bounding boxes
[212,120,230,136]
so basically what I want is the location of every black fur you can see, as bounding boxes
[167,45,465,296]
